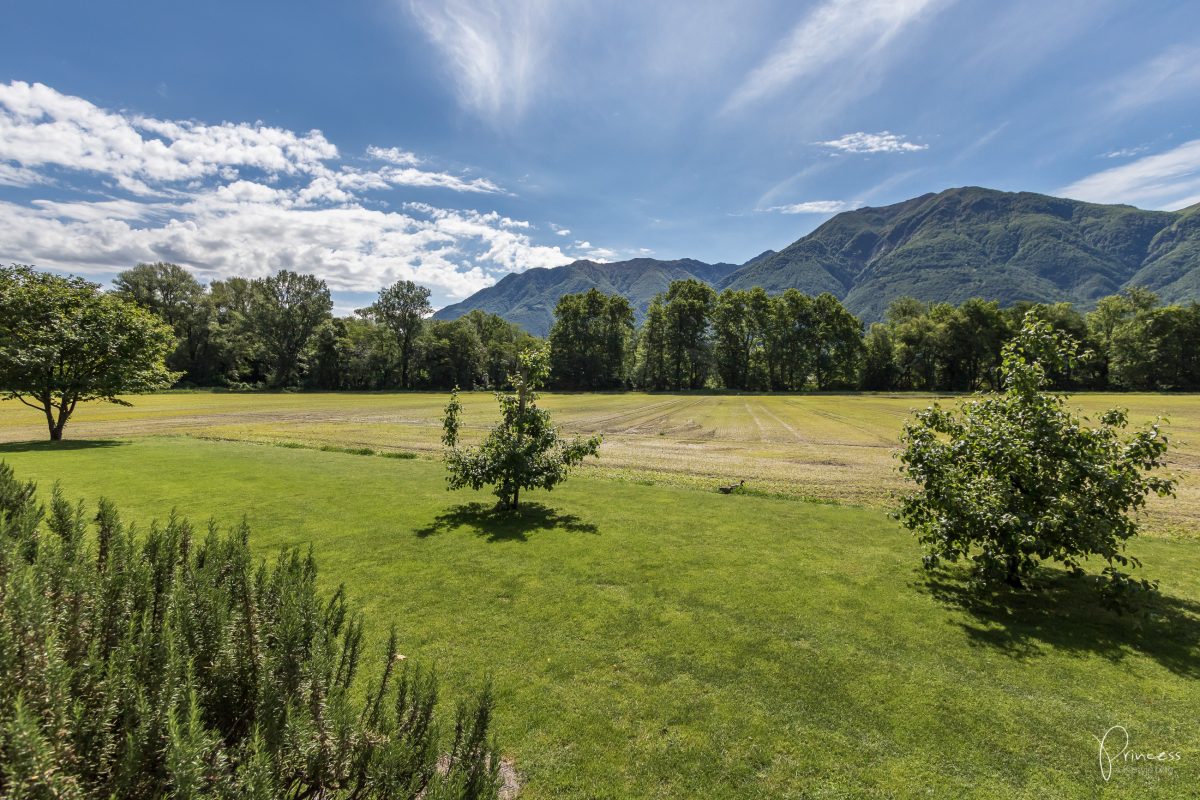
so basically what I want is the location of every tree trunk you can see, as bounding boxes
[49,425,64,442]
[400,335,411,390]
[1004,557,1023,589]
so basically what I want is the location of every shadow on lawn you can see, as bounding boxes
[0,439,127,453]
[918,569,1200,678]
[416,501,598,542]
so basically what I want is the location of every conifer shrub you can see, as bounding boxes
[0,461,500,798]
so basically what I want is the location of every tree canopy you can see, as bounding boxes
[0,265,177,440]
[896,315,1175,604]
[358,279,432,389]
[442,346,601,509]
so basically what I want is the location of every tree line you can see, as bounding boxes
[550,282,1200,392]
[48,262,1200,393]
[111,262,536,392]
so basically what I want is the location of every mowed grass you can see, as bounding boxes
[1,390,1197,532]
[1,435,1198,798]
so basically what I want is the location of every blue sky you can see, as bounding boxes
[2,0,1199,311]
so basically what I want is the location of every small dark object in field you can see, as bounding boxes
[718,479,745,494]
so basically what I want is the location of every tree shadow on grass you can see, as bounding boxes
[0,439,128,453]
[416,501,598,542]
[916,567,1200,679]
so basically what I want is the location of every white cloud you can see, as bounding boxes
[406,0,561,123]
[1102,146,1149,159]
[366,145,422,166]
[0,81,580,300]
[379,166,503,194]
[1058,139,1200,210]
[0,81,337,195]
[0,81,506,197]
[0,162,47,187]
[550,223,571,236]
[580,247,619,262]
[819,131,927,154]
[769,200,853,214]
[724,0,947,112]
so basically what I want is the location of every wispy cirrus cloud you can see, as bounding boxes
[1106,45,1200,115]
[406,0,563,124]
[769,200,853,214]
[1059,139,1200,210]
[819,131,927,154]
[0,81,578,301]
[723,0,949,113]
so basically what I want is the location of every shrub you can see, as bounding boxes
[0,461,500,798]
[896,316,1175,605]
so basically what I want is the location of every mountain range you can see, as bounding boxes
[434,187,1200,335]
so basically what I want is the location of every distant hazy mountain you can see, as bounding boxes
[435,187,1200,333]
[433,257,742,336]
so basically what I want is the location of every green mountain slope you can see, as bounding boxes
[433,258,741,336]
[436,188,1200,332]
[722,187,1192,320]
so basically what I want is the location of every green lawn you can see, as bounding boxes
[1,435,1196,798]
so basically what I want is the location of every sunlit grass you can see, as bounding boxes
[0,435,1196,798]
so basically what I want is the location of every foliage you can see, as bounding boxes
[114,262,210,381]
[249,270,334,388]
[5,435,1199,799]
[442,346,601,508]
[0,265,177,440]
[897,315,1176,603]
[358,280,433,389]
[549,288,634,389]
[432,257,740,338]
[0,460,500,799]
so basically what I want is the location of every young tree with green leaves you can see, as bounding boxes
[896,315,1175,603]
[0,265,178,441]
[249,270,333,387]
[359,279,433,389]
[442,346,601,509]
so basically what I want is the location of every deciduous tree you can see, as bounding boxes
[0,265,177,441]
[897,315,1175,603]
[442,346,601,509]
[359,279,432,389]
[248,270,332,387]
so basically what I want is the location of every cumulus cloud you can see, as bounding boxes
[769,200,853,214]
[1059,139,1200,210]
[366,145,422,166]
[819,131,927,154]
[0,81,576,300]
[0,81,337,195]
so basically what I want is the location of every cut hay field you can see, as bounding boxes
[1,390,1197,531]
[0,392,1198,798]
